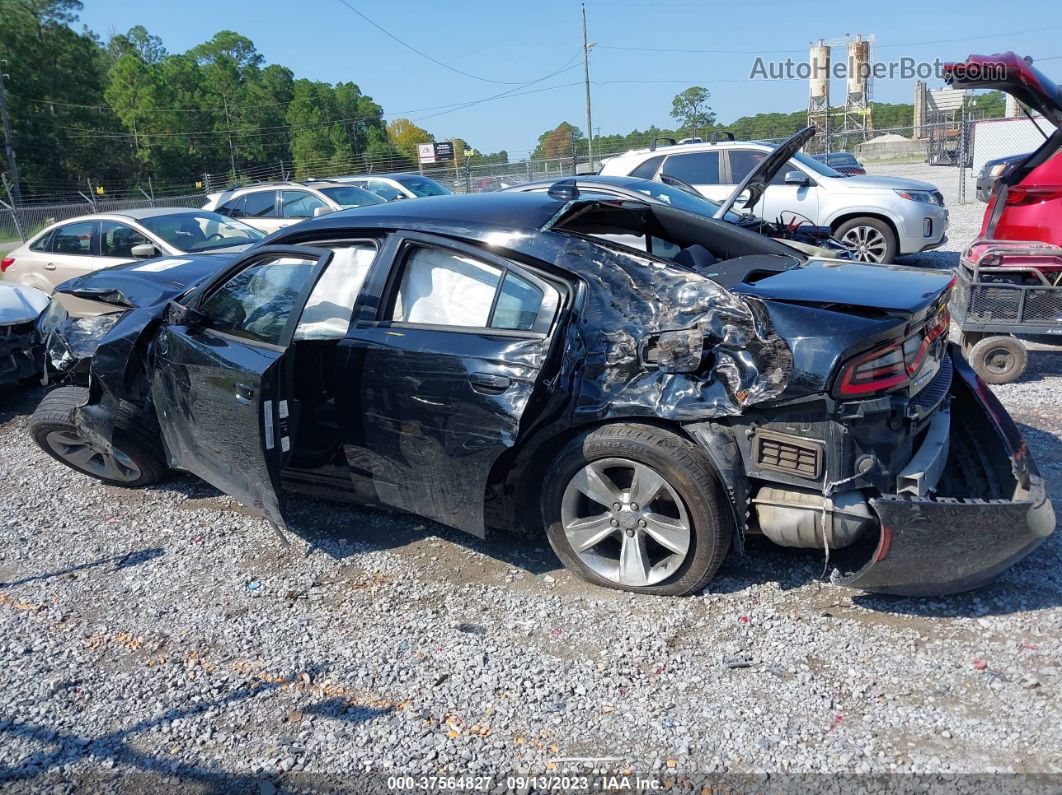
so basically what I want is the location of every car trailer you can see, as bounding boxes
[951,239,1062,384]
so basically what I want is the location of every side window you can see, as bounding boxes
[389,245,556,333]
[52,221,97,255]
[366,180,404,201]
[30,229,55,252]
[726,149,788,185]
[242,190,278,218]
[282,190,328,219]
[218,195,246,218]
[661,151,720,185]
[199,255,318,346]
[99,221,149,258]
[628,154,665,179]
[294,243,377,340]
[493,272,544,331]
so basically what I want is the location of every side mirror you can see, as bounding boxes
[390,194,406,201]
[313,206,333,217]
[131,243,157,258]
[165,300,207,330]
[784,170,810,186]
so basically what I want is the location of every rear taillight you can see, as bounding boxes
[1004,185,1062,206]
[834,309,949,399]
[0,257,13,272]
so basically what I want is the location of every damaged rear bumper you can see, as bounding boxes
[839,344,1055,596]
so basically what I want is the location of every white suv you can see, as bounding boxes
[599,136,949,263]
[202,180,384,234]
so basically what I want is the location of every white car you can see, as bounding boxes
[0,283,50,384]
[328,173,453,202]
[598,133,949,263]
[202,180,385,234]
[1,208,264,294]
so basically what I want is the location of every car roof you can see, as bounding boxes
[105,206,208,221]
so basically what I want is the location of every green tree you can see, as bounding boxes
[532,122,582,160]
[670,86,716,136]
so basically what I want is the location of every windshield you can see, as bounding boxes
[394,175,452,197]
[319,186,386,208]
[618,178,746,223]
[791,150,845,177]
[140,211,264,253]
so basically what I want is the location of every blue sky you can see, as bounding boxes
[77,0,1062,157]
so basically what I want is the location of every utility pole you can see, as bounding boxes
[0,62,21,205]
[581,3,594,172]
[222,96,236,177]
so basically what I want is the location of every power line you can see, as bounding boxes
[333,0,578,86]
[597,23,1062,56]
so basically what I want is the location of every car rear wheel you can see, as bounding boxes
[542,423,732,596]
[30,386,168,487]
[835,217,897,263]
[968,335,1028,384]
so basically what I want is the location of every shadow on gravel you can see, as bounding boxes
[0,662,374,791]
[0,383,42,424]
[0,547,165,589]
[150,473,560,577]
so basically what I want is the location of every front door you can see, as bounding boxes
[659,151,728,202]
[149,245,333,527]
[339,233,564,536]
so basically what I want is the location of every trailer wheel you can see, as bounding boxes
[968,335,1028,384]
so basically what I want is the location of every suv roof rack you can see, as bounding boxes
[709,130,736,144]
[648,137,677,152]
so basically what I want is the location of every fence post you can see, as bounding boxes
[957,110,968,205]
[0,172,24,242]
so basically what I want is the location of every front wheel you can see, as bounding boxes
[542,423,732,596]
[30,386,168,487]
[834,217,897,263]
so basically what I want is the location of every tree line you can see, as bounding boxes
[1,2,1007,200]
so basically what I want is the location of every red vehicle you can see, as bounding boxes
[945,53,1062,253]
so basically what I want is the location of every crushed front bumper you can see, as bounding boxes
[840,344,1055,596]
[0,321,39,384]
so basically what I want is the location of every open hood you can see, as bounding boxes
[714,126,817,220]
[943,53,1062,127]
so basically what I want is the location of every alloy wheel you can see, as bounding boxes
[44,430,142,482]
[560,457,691,587]
[840,225,888,263]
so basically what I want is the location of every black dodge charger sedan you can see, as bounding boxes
[32,188,1054,596]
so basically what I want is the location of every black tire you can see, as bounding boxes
[834,217,898,264]
[542,423,732,596]
[30,386,168,487]
[968,335,1028,385]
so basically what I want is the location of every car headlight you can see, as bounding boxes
[894,189,941,205]
[43,310,125,371]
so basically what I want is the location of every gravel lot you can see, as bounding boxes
[0,205,1060,792]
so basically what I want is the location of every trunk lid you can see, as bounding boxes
[735,260,953,320]
[944,53,1062,127]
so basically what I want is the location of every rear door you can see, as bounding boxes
[339,232,564,536]
[43,219,101,288]
[239,190,284,234]
[659,151,727,202]
[726,148,820,224]
[149,245,333,528]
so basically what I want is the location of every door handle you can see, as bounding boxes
[469,372,511,394]
[44,262,56,270]
[234,383,254,404]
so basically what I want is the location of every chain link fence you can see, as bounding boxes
[3,116,1044,244]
